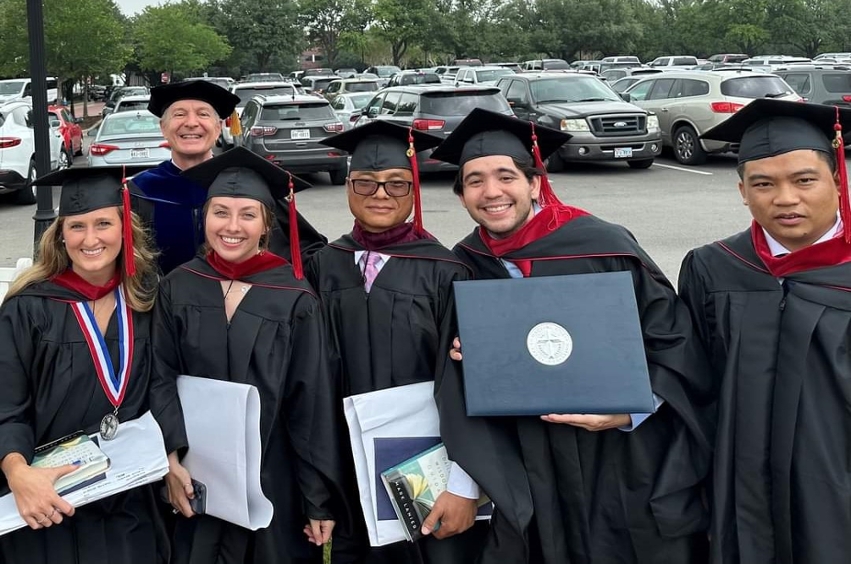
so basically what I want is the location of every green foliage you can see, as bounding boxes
[214,0,303,72]
[134,3,231,75]
[373,0,438,66]
[299,0,372,67]
[0,0,129,90]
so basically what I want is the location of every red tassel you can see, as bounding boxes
[530,123,563,208]
[834,107,851,244]
[121,167,136,277]
[408,128,424,234]
[287,173,303,280]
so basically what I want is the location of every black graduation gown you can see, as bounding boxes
[131,161,327,275]
[436,214,715,564]
[305,236,488,564]
[679,229,851,564]
[0,282,168,564]
[149,257,349,564]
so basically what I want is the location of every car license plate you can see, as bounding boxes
[130,148,149,159]
[614,147,633,158]
[291,129,310,140]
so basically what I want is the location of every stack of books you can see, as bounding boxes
[31,432,111,495]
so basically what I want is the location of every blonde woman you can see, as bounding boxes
[0,168,166,564]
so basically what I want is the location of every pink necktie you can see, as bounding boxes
[362,253,381,292]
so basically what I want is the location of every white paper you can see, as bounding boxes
[0,411,169,537]
[176,375,273,531]
[344,381,463,547]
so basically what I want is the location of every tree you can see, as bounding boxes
[299,0,372,68]
[216,0,303,72]
[372,0,438,66]
[0,0,130,109]
[134,3,231,77]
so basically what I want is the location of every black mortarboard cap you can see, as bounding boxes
[430,108,571,166]
[319,120,443,171]
[34,166,152,276]
[180,146,311,209]
[33,166,150,216]
[148,80,240,119]
[701,98,851,164]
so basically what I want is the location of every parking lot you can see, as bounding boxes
[0,151,753,284]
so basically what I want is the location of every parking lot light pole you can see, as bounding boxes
[26,0,57,254]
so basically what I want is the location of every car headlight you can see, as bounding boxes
[560,118,590,132]
[647,114,660,131]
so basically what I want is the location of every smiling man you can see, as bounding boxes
[679,99,851,564]
[430,109,715,564]
[308,121,488,564]
[131,80,326,274]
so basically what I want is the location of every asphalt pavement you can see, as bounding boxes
[1,151,752,285]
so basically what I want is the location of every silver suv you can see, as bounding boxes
[625,70,801,164]
[238,94,347,184]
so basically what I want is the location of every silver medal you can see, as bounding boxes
[100,412,119,440]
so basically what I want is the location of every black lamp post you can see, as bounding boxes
[26,0,56,254]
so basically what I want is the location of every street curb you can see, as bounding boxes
[83,119,102,133]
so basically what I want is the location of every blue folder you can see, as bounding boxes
[453,271,654,416]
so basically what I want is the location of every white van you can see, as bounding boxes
[0,77,59,105]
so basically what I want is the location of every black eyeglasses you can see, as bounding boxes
[350,179,413,197]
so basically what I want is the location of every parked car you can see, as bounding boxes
[354,85,513,172]
[609,76,646,93]
[300,76,338,95]
[522,59,570,71]
[222,82,302,148]
[496,73,661,170]
[600,68,663,83]
[102,86,150,116]
[601,56,641,64]
[453,58,483,67]
[815,52,851,60]
[244,73,286,82]
[454,66,515,86]
[0,100,62,204]
[773,65,851,106]
[708,53,750,64]
[598,61,644,74]
[571,60,603,73]
[387,71,442,87]
[112,95,151,114]
[335,68,358,78]
[434,66,461,84]
[625,70,800,164]
[238,94,347,184]
[301,68,335,78]
[494,62,523,73]
[87,110,170,168]
[330,92,375,131]
[364,65,402,87]
[647,56,700,69]
[48,104,84,168]
[185,77,234,90]
[0,77,59,105]
[323,78,382,103]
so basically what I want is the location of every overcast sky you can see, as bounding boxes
[116,0,163,16]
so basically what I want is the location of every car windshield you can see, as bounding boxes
[475,69,514,82]
[235,86,294,105]
[346,82,379,92]
[542,60,570,70]
[531,78,621,103]
[312,79,334,90]
[376,67,401,77]
[123,88,148,96]
[261,103,334,121]
[822,73,851,92]
[0,81,24,95]
[720,76,794,98]
[348,93,373,109]
[101,113,163,136]
[116,101,149,112]
[420,91,510,115]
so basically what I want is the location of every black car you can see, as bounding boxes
[496,73,662,170]
[355,85,513,172]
